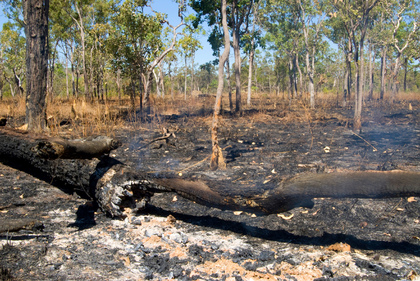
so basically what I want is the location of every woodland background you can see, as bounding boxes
[0,0,418,111]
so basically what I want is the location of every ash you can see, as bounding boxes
[1,101,420,280]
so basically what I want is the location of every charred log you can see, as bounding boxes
[0,128,122,198]
[33,136,121,159]
[0,127,420,218]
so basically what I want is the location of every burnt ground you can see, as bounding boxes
[1,98,420,280]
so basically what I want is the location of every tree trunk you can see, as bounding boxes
[191,53,194,95]
[116,69,121,104]
[226,57,233,112]
[403,58,408,92]
[24,0,49,131]
[233,27,242,113]
[296,54,303,98]
[247,45,254,106]
[368,42,374,100]
[391,52,401,101]
[288,57,293,106]
[184,55,187,100]
[210,0,229,171]
[353,47,362,132]
[65,53,69,99]
[72,2,90,100]
[343,64,349,107]
[153,68,161,98]
[380,45,387,100]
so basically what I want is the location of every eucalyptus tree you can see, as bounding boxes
[368,7,393,100]
[0,22,26,97]
[326,12,353,105]
[297,0,327,109]
[210,0,230,170]
[196,62,217,94]
[384,0,419,100]
[1,0,49,130]
[177,14,204,99]
[108,0,184,111]
[60,0,96,100]
[330,0,380,132]
[243,1,262,105]
[192,0,255,113]
[260,0,302,103]
[89,0,117,100]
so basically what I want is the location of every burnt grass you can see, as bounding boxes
[1,98,420,280]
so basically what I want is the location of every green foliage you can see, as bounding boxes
[107,0,164,78]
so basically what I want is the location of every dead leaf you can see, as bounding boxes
[172,196,178,202]
[396,208,404,211]
[233,211,243,215]
[277,213,294,220]
[120,256,130,267]
[407,197,417,202]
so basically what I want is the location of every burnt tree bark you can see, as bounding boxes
[1,128,420,219]
[24,0,49,131]
[210,0,229,171]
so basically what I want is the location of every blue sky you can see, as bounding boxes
[0,0,217,66]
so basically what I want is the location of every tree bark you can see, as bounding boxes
[232,26,242,113]
[403,58,407,92]
[226,57,233,112]
[380,45,387,100]
[247,43,254,106]
[23,0,49,131]
[368,42,374,100]
[210,0,229,171]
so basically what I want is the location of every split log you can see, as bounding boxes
[33,136,121,159]
[0,128,123,198]
[1,127,420,218]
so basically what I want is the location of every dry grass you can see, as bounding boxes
[0,90,417,137]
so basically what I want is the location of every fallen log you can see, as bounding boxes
[0,128,123,198]
[0,127,420,218]
[33,136,121,159]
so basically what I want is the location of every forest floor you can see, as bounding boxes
[1,96,420,280]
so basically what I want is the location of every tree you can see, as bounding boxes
[385,0,419,100]
[210,0,229,170]
[108,0,183,112]
[0,22,26,97]
[192,0,255,114]
[298,0,326,109]
[62,0,95,100]
[331,0,380,132]
[260,0,302,103]
[177,15,204,99]
[23,0,49,131]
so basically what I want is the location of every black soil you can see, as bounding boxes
[1,99,419,280]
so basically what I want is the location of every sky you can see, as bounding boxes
[0,0,218,66]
